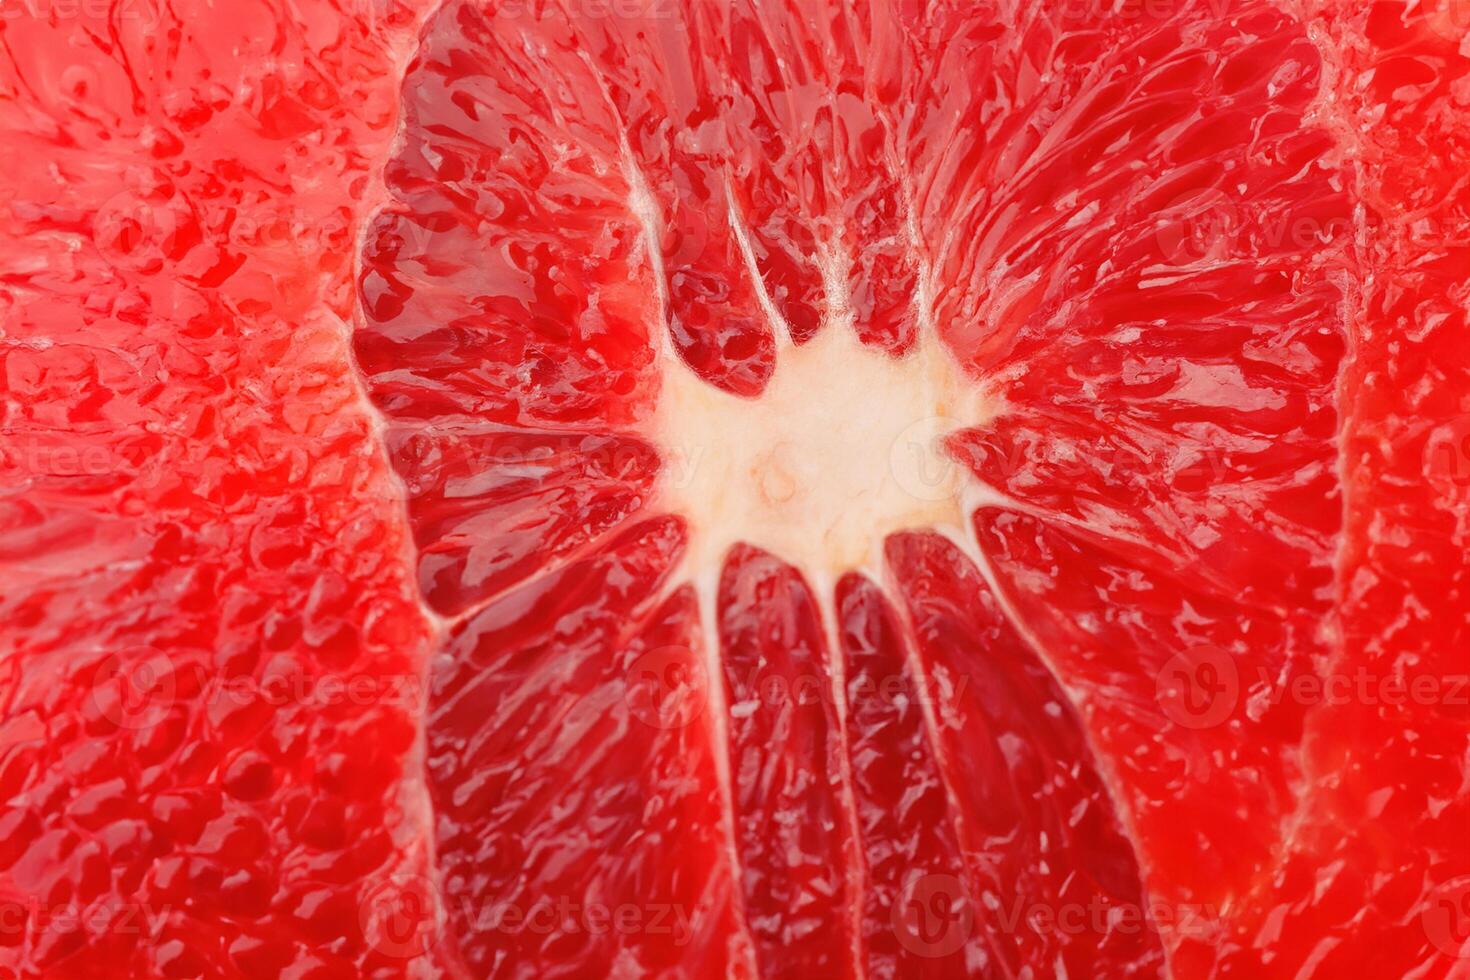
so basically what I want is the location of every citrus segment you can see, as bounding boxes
[426,516,748,975]
[388,427,661,616]
[0,1,440,975]
[888,531,1169,978]
[834,573,982,977]
[716,545,857,978]
[885,0,1350,951]
[1193,3,1470,975]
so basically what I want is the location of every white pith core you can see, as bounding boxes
[648,226,989,980]
[645,177,992,589]
[624,151,996,975]
[653,309,989,586]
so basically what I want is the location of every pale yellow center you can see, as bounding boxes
[652,322,988,582]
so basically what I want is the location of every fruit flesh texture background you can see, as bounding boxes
[0,1,1466,979]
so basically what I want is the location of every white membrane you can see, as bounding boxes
[652,316,990,587]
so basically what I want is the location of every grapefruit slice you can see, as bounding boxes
[355,1,1181,972]
[349,0,1368,975]
[1,0,1467,977]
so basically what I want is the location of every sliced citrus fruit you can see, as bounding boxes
[1,0,1467,977]
[349,0,1364,975]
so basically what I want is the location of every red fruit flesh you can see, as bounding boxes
[716,546,857,978]
[885,532,1169,978]
[2,0,1467,978]
[358,1,1166,973]
[1196,4,1470,977]
[836,572,980,978]
[427,517,745,976]
[0,3,439,976]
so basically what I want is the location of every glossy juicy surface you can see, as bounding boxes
[0,1,442,976]
[3,0,1468,978]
